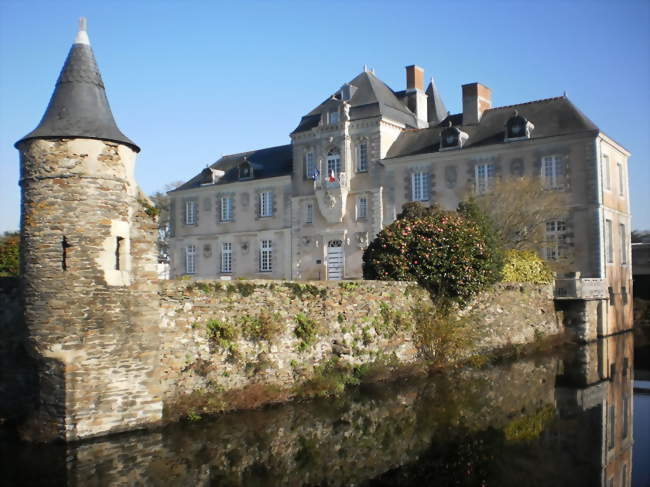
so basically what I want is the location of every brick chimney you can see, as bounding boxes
[462,83,492,125]
[405,65,428,128]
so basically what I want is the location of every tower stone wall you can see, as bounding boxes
[18,137,162,441]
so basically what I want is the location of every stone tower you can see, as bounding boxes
[15,19,161,441]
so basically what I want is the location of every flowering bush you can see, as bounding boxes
[363,207,500,305]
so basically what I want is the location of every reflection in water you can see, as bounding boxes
[0,333,636,486]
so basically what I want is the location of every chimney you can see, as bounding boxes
[404,65,428,127]
[462,83,492,125]
[406,65,424,91]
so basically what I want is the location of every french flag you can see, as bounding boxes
[328,170,336,183]
[312,168,320,180]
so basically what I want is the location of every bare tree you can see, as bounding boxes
[149,181,184,262]
[471,177,568,252]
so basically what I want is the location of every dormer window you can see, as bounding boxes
[505,110,534,141]
[239,160,253,180]
[440,122,469,151]
[328,110,339,125]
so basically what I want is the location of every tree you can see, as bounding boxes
[469,177,568,252]
[149,181,184,262]
[631,230,650,243]
[0,231,20,277]
[363,204,501,306]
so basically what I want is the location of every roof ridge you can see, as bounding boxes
[488,96,566,112]
[217,143,292,160]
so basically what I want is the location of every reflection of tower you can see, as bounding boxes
[554,333,634,486]
[15,19,161,441]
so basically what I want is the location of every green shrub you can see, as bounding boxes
[412,300,480,368]
[206,318,239,354]
[501,250,554,283]
[0,232,19,277]
[240,311,283,342]
[363,204,501,306]
[294,313,320,351]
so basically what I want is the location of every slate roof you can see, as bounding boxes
[172,144,293,192]
[16,20,139,152]
[385,96,599,159]
[292,71,418,133]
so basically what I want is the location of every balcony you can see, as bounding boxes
[554,274,607,300]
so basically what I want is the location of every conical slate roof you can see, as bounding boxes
[426,77,447,126]
[16,18,139,152]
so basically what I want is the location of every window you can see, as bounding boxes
[185,200,197,225]
[357,196,368,219]
[328,110,339,125]
[239,162,253,180]
[185,245,196,274]
[544,220,566,260]
[411,171,430,201]
[541,155,563,189]
[605,219,613,264]
[327,150,341,176]
[221,242,232,273]
[622,396,629,439]
[304,151,316,179]
[474,163,494,194]
[603,154,611,190]
[617,162,625,196]
[260,240,272,272]
[608,404,615,450]
[305,202,313,224]
[220,196,233,222]
[620,223,627,264]
[259,191,273,217]
[357,143,368,172]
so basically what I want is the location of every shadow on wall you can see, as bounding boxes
[0,277,39,429]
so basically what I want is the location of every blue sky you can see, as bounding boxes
[1,0,649,233]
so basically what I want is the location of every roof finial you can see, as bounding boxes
[563,90,567,97]
[363,64,368,72]
[75,17,90,45]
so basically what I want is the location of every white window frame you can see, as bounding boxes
[544,220,566,260]
[221,242,232,273]
[357,142,368,172]
[220,196,233,222]
[305,202,313,224]
[411,171,429,201]
[603,154,611,191]
[474,163,494,194]
[185,245,196,274]
[259,191,273,217]
[260,240,272,272]
[541,155,562,189]
[305,151,316,179]
[617,161,625,196]
[185,200,197,225]
[356,195,368,220]
[327,150,341,175]
[619,223,627,264]
[605,219,613,264]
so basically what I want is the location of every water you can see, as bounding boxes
[0,332,645,487]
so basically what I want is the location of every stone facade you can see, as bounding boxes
[17,138,162,441]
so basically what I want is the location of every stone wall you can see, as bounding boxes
[18,138,162,441]
[158,280,562,413]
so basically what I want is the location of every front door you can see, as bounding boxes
[327,240,344,280]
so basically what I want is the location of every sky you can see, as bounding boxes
[0,0,649,233]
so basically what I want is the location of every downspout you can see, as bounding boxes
[595,136,605,279]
